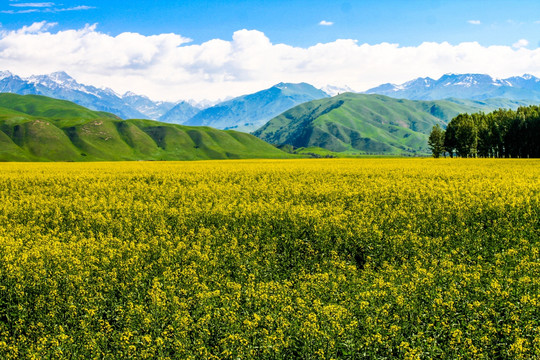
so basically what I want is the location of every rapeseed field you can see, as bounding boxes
[0,159,538,359]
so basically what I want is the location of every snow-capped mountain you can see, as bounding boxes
[0,70,332,126]
[121,92,177,120]
[0,70,14,81]
[0,71,146,119]
[365,74,540,101]
[186,98,225,110]
[0,70,182,119]
[26,71,98,94]
[320,84,356,97]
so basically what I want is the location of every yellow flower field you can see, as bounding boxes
[0,159,539,359]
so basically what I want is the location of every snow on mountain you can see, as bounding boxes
[320,84,356,96]
[0,70,14,81]
[186,98,225,110]
[4,69,538,125]
[121,92,176,119]
[0,70,175,119]
[365,74,540,101]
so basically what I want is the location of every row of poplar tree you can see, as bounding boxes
[428,105,540,158]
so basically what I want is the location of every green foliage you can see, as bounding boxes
[444,105,540,158]
[428,124,445,158]
[0,94,293,161]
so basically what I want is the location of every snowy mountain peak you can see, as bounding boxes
[0,70,14,80]
[519,74,540,82]
[439,74,494,86]
[123,91,146,98]
[364,73,540,101]
[49,71,75,83]
[402,77,436,88]
[321,84,355,96]
[186,98,220,110]
[27,71,79,89]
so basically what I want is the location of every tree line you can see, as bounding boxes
[428,105,540,158]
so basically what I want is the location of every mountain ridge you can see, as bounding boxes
[365,73,540,101]
[183,82,330,132]
[0,71,150,119]
[253,93,529,155]
[0,70,338,127]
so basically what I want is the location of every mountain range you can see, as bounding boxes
[0,70,158,119]
[183,83,329,132]
[0,93,291,161]
[2,70,539,133]
[0,70,539,159]
[0,91,535,161]
[364,73,540,101]
[253,93,530,155]
[0,71,333,129]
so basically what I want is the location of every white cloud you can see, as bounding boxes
[10,2,55,7]
[1,9,40,14]
[1,23,540,101]
[56,5,94,11]
[2,3,93,13]
[513,39,529,49]
[468,20,481,25]
[319,20,334,26]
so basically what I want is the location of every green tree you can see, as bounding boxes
[444,120,457,158]
[455,114,477,157]
[446,105,539,158]
[428,124,445,158]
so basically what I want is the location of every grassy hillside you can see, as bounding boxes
[0,94,292,161]
[253,93,503,155]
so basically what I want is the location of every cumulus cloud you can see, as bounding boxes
[319,20,334,26]
[468,20,481,25]
[513,39,529,49]
[1,23,540,101]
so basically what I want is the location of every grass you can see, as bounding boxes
[0,94,293,161]
[253,93,505,155]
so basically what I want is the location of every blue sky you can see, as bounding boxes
[2,0,540,47]
[1,0,540,100]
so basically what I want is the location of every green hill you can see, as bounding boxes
[0,94,292,161]
[253,93,506,155]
